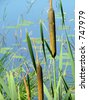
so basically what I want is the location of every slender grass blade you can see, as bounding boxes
[0,77,10,97]
[44,40,52,57]
[40,20,46,62]
[60,0,65,26]
[7,72,18,100]
[26,32,36,71]
[0,92,4,100]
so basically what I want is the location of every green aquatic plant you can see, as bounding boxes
[0,72,18,100]
[26,32,37,72]
[40,20,46,62]
[59,0,75,80]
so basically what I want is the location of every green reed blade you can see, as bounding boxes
[53,58,57,100]
[61,74,69,93]
[7,72,18,100]
[57,50,69,93]
[64,91,72,100]
[59,0,75,81]
[60,0,65,26]
[40,20,46,62]
[66,32,75,80]
[58,26,70,30]
[44,40,52,57]
[44,84,52,100]
[71,94,75,100]
[59,83,62,100]
[26,32,36,71]
[0,77,10,98]
[0,92,4,100]
[57,41,63,92]
[17,86,21,100]
[57,68,69,93]
[50,81,54,98]
[59,42,63,71]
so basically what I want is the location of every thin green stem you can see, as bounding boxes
[53,58,57,100]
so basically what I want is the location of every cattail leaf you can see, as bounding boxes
[26,32,36,71]
[60,70,69,93]
[40,20,46,62]
[0,77,10,97]
[7,72,18,100]
[59,84,62,100]
[50,81,54,98]
[60,0,65,26]
[44,40,52,57]
[44,84,52,100]
[66,33,75,80]
[18,86,21,100]
[57,42,63,97]
[64,91,72,100]
[71,94,75,100]
[58,68,69,93]
[0,92,4,100]
[58,26,70,30]
[62,75,69,93]
[57,76,62,93]
[59,42,63,71]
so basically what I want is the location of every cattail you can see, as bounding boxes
[23,76,31,100]
[48,0,56,58]
[37,62,44,100]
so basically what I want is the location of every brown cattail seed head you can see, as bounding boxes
[37,62,44,100]
[48,7,56,58]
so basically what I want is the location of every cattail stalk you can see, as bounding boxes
[37,62,44,100]
[23,76,31,100]
[48,0,56,58]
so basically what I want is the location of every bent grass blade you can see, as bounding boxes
[40,20,46,62]
[26,32,37,72]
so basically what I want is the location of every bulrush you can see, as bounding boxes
[37,62,44,100]
[48,0,56,58]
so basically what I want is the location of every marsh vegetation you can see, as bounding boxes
[0,0,75,100]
